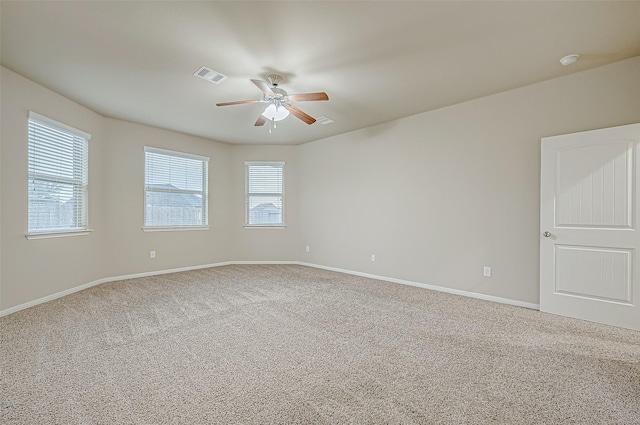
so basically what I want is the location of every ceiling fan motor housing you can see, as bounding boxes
[271,87,288,98]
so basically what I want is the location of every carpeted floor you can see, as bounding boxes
[1,264,639,424]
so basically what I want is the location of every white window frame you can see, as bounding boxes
[143,146,209,231]
[26,112,92,239]
[245,161,285,229]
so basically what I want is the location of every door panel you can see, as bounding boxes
[556,142,633,228]
[554,245,632,304]
[540,123,640,331]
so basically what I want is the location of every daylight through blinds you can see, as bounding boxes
[144,147,209,227]
[246,162,284,226]
[28,112,90,233]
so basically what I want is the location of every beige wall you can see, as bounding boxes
[0,66,301,311]
[1,67,106,309]
[228,145,300,261]
[298,57,640,305]
[101,119,233,277]
[2,57,639,312]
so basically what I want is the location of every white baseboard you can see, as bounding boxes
[297,262,540,310]
[97,261,234,283]
[0,277,108,318]
[0,260,539,317]
[230,261,299,265]
[0,261,231,317]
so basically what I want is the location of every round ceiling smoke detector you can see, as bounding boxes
[560,54,580,66]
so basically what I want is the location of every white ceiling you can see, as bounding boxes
[2,1,639,145]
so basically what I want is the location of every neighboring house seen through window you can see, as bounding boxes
[27,112,90,236]
[245,161,284,227]
[144,147,209,229]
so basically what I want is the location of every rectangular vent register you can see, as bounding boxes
[193,66,227,84]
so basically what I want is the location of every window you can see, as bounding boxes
[144,147,208,229]
[245,161,284,227]
[27,112,90,236]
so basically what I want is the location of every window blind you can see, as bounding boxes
[245,161,284,226]
[28,112,90,233]
[144,147,209,227]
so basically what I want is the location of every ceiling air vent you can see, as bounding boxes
[193,66,228,84]
[315,116,334,125]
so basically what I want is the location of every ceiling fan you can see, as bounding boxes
[216,74,329,127]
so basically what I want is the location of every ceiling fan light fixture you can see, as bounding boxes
[262,104,290,121]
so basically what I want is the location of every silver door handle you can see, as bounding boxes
[543,231,551,237]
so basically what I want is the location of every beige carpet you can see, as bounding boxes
[1,264,639,424]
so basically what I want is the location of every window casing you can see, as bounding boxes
[245,161,285,227]
[144,147,209,229]
[27,112,90,236]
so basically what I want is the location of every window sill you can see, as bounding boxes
[26,229,93,240]
[243,225,286,230]
[142,226,210,232]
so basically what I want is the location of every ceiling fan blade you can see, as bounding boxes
[251,79,275,96]
[287,92,329,102]
[284,105,316,125]
[216,99,261,107]
[254,115,267,126]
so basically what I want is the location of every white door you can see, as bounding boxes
[540,123,640,331]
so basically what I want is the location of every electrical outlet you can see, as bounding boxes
[371,254,376,262]
[305,245,310,253]
[483,266,492,277]
[150,250,156,259]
